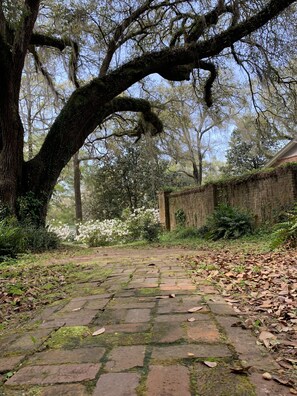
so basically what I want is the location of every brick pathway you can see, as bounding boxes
[0,248,291,396]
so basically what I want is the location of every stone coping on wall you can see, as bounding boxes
[166,163,297,198]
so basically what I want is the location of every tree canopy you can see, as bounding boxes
[0,0,296,225]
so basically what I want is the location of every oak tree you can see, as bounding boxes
[0,0,296,225]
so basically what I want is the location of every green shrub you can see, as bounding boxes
[271,203,297,249]
[21,227,60,252]
[17,192,43,226]
[204,204,253,241]
[0,218,23,260]
[0,218,59,261]
[141,218,161,242]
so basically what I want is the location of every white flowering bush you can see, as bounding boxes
[75,219,130,246]
[48,222,76,241]
[48,208,160,247]
[124,208,161,242]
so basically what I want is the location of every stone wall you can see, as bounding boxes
[159,164,297,230]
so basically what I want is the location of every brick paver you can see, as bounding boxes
[5,363,101,385]
[93,373,140,396]
[105,345,146,371]
[0,356,24,373]
[1,247,292,396]
[26,347,105,365]
[146,365,191,396]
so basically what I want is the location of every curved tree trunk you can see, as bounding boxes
[0,0,293,227]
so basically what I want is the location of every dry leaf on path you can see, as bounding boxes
[92,327,105,336]
[188,306,203,313]
[203,361,217,368]
[187,317,196,322]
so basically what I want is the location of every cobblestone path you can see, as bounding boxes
[0,248,291,395]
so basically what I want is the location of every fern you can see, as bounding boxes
[271,205,297,249]
[205,204,253,241]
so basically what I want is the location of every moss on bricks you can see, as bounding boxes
[46,326,91,349]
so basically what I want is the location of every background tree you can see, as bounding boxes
[222,122,283,175]
[83,136,183,221]
[0,0,296,226]
[158,77,240,185]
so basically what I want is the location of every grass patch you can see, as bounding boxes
[158,228,273,254]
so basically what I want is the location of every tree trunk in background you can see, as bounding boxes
[73,151,83,223]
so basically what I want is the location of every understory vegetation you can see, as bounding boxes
[0,218,59,262]
[1,202,296,263]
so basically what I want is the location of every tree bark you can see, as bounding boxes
[73,152,83,223]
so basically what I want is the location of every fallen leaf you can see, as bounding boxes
[259,331,276,345]
[230,364,252,374]
[169,294,176,298]
[188,306,203,313]
[203,361,217,368]
[92,327,105,336]
[262,372,272,380]
[187,353,195,357]
[72,308,81,312]
[187,317,196,322]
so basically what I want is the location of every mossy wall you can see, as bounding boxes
[159,164,297,230]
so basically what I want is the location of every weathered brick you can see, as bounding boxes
[153,323,185,343]
[216,316,279,370]
[0,356,24,373]
[197,285,218,294]
[157,297,206,314]
[207,302,238,316]
[84,298,109,310]
[93,373,140,396]
[105,345,145,372]
[125,309,151,323]
[27,347,105,365]
[152,344,231,360]
[40,384,88,396]
[71,294,112,301]
[41,309,97,328]
[155,313,211,323]
[5,363,100,385]
[59,300,87,313]
[3,329,52,352]
[187,321,220,342]
[104,323,150,333]
[249,372,292,396]
[146,365,190,396]
[109,298,155,309]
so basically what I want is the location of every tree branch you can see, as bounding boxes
[27,0,296,193]
[12,0,40,76]
[30,33,79,88]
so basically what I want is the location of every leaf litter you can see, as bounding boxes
[185,248,297,388]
